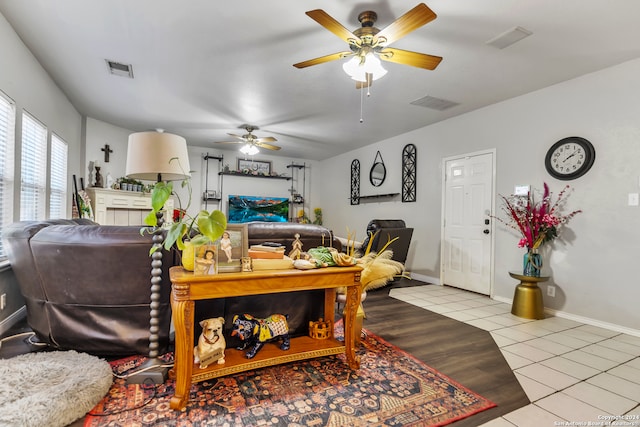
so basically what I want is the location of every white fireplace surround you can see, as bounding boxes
[86,187,174,226]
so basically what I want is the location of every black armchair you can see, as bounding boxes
[360,219,414,264]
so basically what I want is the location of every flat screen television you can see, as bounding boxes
[228,195,289,223]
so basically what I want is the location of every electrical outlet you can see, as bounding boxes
[547,286,556,298]
[0,293,6,310]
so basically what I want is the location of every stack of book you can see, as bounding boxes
[248,243,286,260]
[249,243,293,271]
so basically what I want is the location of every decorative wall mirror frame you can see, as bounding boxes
[350,159,360,205]
[370,151,386,187]
[402,144,417,202]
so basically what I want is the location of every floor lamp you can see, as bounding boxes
[124,130,191,384]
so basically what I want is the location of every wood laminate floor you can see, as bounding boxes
[362,280,530,426]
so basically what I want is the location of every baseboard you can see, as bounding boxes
[0,306,26,336]
[492,295,640,338]
[407,272,440,285]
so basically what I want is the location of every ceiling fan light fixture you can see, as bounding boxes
[239,144,259,156]
[342,53,387,82]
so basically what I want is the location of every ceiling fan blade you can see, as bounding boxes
[355,73,373,89]
[294,51,352,68]
[214,140,244,145]
[227,133,246,140]
[255,142,281,151]
[254,136,277,143]
[305,9,359,44]
[374,3,437,46]
[379,47,442,70]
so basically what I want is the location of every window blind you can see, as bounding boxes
[0,92,16,258]
[50,133,68,219]
[20,112,47,221]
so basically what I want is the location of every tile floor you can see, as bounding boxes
[389,285,640,427]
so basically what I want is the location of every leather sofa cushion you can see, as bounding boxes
[247,222,342,253]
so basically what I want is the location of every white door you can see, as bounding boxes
[442,151,494,295]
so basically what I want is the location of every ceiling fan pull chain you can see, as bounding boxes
[360,82,364,123]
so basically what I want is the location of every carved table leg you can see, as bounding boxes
[170,298,195,410]
[344,284,361,370]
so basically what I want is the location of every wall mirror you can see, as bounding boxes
[370,151,386,187]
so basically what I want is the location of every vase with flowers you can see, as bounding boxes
[496,183,581,277]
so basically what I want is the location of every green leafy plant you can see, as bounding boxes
[143,159,227,253]
[312,207,323,225]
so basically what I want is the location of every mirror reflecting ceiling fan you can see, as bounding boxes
[293,3,443,88]
[213,125,281,153]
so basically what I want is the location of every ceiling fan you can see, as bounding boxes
[213,125,281,151]
[293,3,442,87]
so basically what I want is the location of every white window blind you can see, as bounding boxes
[0,92,16,258]
[49,133,68,219]
[20,112,47,221]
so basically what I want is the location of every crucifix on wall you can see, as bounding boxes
[101,144,113,162]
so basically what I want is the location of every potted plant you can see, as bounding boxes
[144,172,227,271]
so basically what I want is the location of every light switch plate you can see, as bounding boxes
[628,193,639,206]
[514,185,530,196]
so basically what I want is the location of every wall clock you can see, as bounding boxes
[544,136,595,180]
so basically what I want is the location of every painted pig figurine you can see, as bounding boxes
[231,313,290,359]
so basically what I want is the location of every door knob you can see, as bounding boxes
[483,229,490,234]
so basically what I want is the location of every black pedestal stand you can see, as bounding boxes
[126,209,170,384]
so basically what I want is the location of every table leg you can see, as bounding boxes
[170,299,195,411]
[511,281,545,319]
[324,288,336,324]
[344,285,361,370]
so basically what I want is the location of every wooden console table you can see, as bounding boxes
[168,265,363,411]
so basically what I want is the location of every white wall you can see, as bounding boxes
[0,12,82,216]
[318,58,640,333]
[83,117,132,186]
[81,121,320,222]
[179,145,319,221]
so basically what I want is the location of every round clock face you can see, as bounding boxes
[545,137,595,180]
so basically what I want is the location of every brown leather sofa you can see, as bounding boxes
[3,219,342,356]
[3,219,176,356]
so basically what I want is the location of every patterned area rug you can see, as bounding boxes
[85,326,495,426]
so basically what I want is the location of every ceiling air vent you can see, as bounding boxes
[410,95,459,111]
[486,26,532,49]
[105,60,134,78]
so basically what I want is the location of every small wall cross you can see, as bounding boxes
[101,144,113,162]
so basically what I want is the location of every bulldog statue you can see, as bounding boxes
[231,313,290,359]
[194,317,226,369]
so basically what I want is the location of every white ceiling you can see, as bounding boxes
[2,0,640,160]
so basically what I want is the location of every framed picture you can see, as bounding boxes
[217,223,248,273]
[237,158,272,175]
[194,243,218,276]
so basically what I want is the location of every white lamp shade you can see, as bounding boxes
[239,144,259,156]
[125,131,191,181]
[342,53,387,82]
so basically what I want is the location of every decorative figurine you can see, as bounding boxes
[288,233,303,260]
[94,166,103,188]
[231,313,290,359]
[241,256,252,272]
[309,318,332,340]
[194,317,226,369]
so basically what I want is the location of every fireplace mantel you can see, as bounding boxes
[85,187,174,226]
